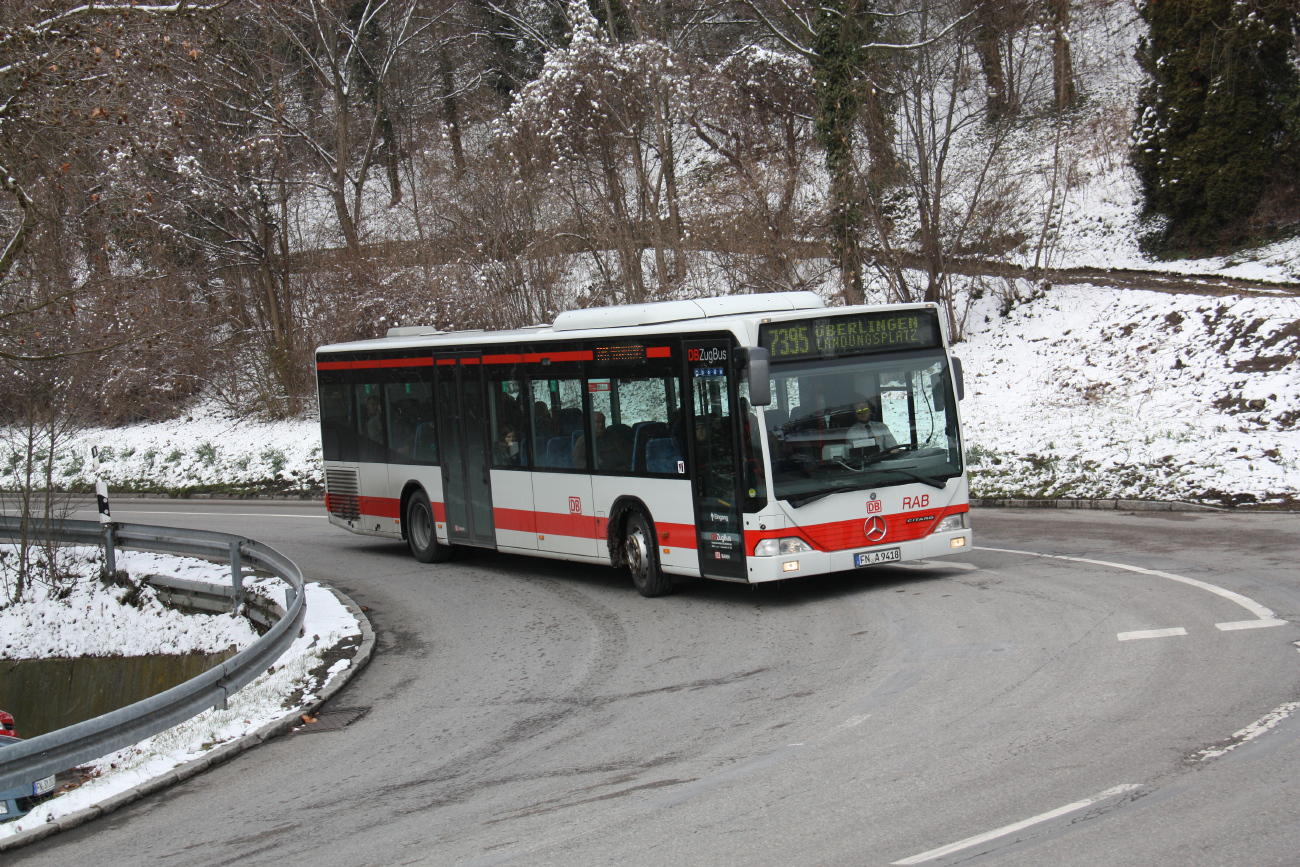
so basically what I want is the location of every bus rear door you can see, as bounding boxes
[684,339,746,581]
[434,353,496,548]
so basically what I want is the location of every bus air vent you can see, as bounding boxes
[325,468,361,520]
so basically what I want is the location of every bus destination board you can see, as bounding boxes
[759,310,940,361]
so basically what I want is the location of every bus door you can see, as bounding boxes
[434,353,496,548]
[684,339,746,581]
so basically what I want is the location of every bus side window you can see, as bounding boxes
[319,379,357,463]
[531,378,583,470]
[489,373,528,468]
[355,382,387,463]
[618,375,682,476]
[386,377,437,465]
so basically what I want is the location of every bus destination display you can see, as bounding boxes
[760,310,939,361]
[593,343,645,364]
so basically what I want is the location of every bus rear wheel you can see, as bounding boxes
[625,511,672,597]
[406,490,454,564]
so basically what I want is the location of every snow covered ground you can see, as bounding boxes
[0,549,361,838]
[961,283,1300,505]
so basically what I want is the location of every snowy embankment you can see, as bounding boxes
[961,284,1300,505]
[1,406,322,496]
[0,548,360,838]
[1,283,1296,506]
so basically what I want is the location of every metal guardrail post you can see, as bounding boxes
[230,540,244,610]
[0,515,307,793]
[103,521,117,577]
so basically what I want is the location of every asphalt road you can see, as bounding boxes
[12,501,1300,866]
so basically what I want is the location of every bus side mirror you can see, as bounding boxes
[738,347,772,406]
[951,356,965,401]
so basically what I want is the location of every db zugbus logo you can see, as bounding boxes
[569,496,582,514]
[687,347,728,363]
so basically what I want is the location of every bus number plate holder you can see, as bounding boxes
[855,548,900,567]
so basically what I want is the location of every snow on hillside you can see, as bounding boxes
[961,283,1300,505]
[1,282,1296,506]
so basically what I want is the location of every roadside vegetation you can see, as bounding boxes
[0,1,1296,507]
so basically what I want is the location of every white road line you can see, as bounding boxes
[1194,701,1300,760]
[1217,618,1289,631]
[80,510,328,519]
[1117,627,1187,641]
[976,546,1287,630]
[891,784,1142,865]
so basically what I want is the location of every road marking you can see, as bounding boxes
[829,714,871,734]
[891,784,1142,865]
[79,510,328,519]
[1216,618,1288,631]
[1117,627,1187,641]
[1194,701,1300,760]
[976,546,1287,630]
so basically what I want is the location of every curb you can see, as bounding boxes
[0,585,375,853]
[970,497,1226,512]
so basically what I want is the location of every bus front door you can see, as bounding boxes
[434,353,496,548]
[684,339,746,581]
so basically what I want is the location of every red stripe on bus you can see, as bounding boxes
[317,358,434,371]
[522,350,594,364]
[358,496,402,519]
[482,354,524,365]
[351,358,433,369]
[432,501,446,522]
[436,359,456,366]
[494,507,538,534]
[743,504,968,553]
[646,346,672,358]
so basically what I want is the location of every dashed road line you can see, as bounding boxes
[1117,627,1187,641]
[891,784,1142,865]
[975,546,1288,630]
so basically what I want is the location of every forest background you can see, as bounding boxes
[0,0,1297,503]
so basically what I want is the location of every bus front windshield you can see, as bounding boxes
[762,351,963,507]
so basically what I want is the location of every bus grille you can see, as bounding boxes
[325,468,360,520]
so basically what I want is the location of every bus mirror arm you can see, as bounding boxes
[951,356,965,401]
[738,347,772,406]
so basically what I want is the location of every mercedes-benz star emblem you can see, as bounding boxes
[864,516,887,543]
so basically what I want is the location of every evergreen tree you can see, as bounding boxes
[1133,0,1300,251]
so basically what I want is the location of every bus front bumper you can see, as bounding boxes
[744,529,973,583]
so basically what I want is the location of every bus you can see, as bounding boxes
[314,291,971,596]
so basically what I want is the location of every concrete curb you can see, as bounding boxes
[970,497,1226,512]
[0,585,374,854]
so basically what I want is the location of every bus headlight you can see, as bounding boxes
[754,537,814,557]
[933,513,968,533]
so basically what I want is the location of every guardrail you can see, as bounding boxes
[0,516,306,793]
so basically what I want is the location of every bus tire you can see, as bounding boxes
[406,490,454,564]
[625,511,672,597]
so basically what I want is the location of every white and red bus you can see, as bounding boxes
[315,291,971,596]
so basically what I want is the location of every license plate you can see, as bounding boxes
[33,774,55,796]
[855,547,901,567]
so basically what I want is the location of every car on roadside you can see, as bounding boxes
[0,731,57,821]
[0,711,14,738]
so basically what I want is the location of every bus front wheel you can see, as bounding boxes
[406,490,455,564]
[625,511,672,597]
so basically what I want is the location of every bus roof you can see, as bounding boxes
[316,291,942,356]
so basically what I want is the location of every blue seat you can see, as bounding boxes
[546,436,574,469]
[631,421,668,472]
[646,438,683,474]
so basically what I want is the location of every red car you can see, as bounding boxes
[0,711,14,739]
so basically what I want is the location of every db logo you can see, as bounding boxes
[866,499,883,515]
[687,347,727,363]
[569,496,582,514]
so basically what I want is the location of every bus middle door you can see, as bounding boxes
[434,353,496,548]
[684,339,746,581]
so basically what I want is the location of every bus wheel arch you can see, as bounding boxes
[609,497,672,597]
[402,484,454,564]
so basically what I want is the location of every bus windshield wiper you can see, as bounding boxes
[784,470,948,509]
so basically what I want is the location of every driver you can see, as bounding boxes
[847,400,897,453]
